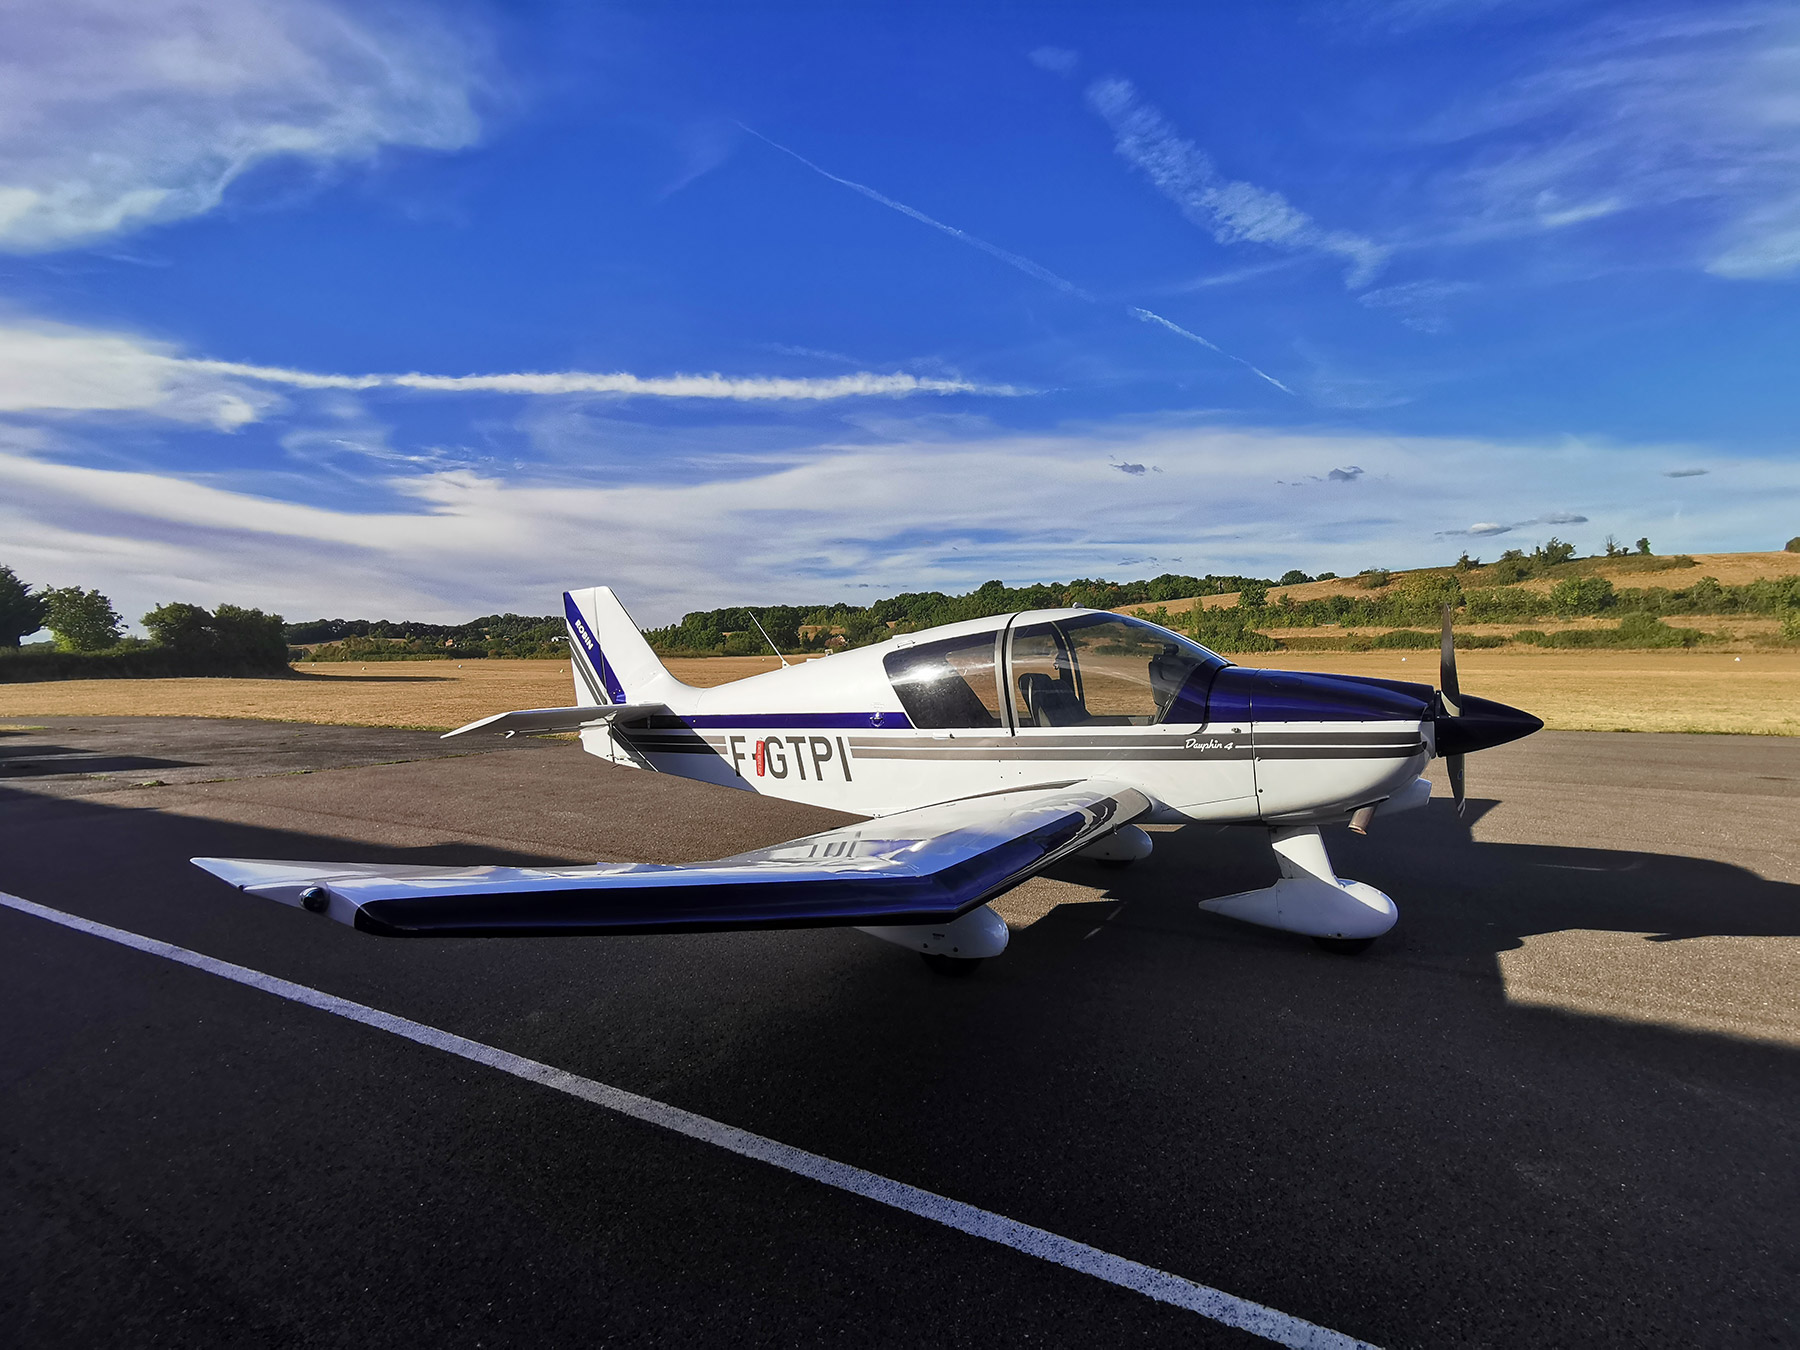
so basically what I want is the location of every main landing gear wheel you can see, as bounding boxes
[920,953,984,977]
[1311,936,1375,955]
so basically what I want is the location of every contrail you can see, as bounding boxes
[738,122,1296,398]
[736,123,1093,300]
[1129,307,1295,395]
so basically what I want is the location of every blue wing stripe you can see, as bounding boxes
[352,798,1120,936]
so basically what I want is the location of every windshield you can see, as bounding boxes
[1010,614,1226,728]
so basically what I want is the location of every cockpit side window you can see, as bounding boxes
[882,632,1005,729]
[1010,615,1227,727]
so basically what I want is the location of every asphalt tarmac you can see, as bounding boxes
[1,718,1796,1347]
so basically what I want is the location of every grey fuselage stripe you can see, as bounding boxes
[852,747,1257,762]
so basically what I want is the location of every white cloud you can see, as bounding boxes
[1,417,1787,626]
[1429,5,1800,278]
[0,322,276,429]
[1086,78,1388,287]
[0,319,1021,427]
[0,0,487,253]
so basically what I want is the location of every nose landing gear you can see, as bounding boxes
[1199,824,1396,952]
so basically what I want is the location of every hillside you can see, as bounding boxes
[1115,551,1800,616]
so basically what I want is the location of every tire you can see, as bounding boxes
[920,953,984,977]
[1311,936,1375,955]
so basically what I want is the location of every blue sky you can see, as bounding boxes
[2,0,1796,626]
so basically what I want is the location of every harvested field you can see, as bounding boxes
[0,656,787,733]
[1,650,1793,736]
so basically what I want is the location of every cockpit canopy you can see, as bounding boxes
[882,612,1229,730]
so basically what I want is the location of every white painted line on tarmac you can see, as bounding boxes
[2,890,1378,1350]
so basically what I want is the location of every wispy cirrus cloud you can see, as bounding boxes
[1356,280,1478,333]
[1426,4,1800,278]
[0,320,1021,431]
[1085,77,1388,287]
[1028,47,1079,75]
[0,0,490,253]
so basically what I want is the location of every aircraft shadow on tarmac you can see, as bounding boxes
[5,775,1794,986]
[0,742,197,778]
[1037,797,1800,957]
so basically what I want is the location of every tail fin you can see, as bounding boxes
[563,587,695,710]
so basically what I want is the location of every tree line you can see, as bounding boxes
[643,572,1286,655]
[0,566,290,682]
[294,614,566,660]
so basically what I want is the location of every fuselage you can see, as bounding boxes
[582,608,1435,826]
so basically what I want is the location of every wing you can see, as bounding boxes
[192,781,1149,938]
[440,703,668,738]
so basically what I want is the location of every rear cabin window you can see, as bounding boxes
[883,633,1004,729]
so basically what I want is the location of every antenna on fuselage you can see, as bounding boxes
[748,612,790,667]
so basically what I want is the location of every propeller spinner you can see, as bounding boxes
[1433,604,1543,813]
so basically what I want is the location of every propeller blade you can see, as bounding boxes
[1439,603,1461,717]
[1441,604,1467,813]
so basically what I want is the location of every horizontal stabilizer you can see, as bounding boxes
[192,781,1149,938]
[441,703,667,739]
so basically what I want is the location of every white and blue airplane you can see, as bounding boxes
[194,586,1541,972]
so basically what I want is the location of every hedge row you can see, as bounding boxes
[0,647,297,684]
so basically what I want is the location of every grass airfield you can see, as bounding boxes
[0,647,1796,736]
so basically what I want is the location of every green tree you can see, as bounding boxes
[1636,537,1653,555]
[211,604,289,665]
[1531,537,1577,566]
[1236,580,1269,609]
[43,587,122,652]
[1549,576,1616,617]
[143,601,289,669]
[143,602,214,653]
[1278,569,1311,586]
[1785,537,1799,554]
[0,565,48,647]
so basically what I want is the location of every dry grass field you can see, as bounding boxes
[1229,648,1800,736]
[2,649,1794,736]
[0,657,787,734]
